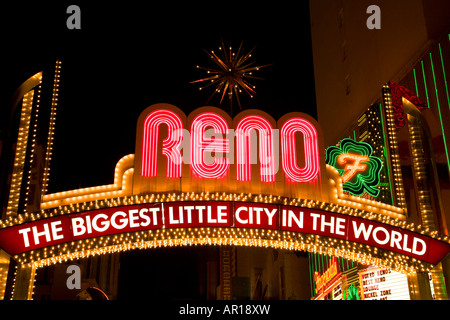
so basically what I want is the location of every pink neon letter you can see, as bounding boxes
[191,112,230,179]
[281,118,320,182]
[141,109,183,178]
[236,115,276,182]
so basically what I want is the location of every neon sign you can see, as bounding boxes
[5,102,450,275]
[1,201,448,265]
[138,104,321,184]
[191,112,230,179]
[141,109,184,178]
[314,257,340,295]
[236,115,276,182]
[326,138,382,197]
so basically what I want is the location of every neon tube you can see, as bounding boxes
[191,112,230,179]
[236,115,276,182]
[141,109,183,178]
[281,118,320,182]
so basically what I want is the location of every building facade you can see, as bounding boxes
[310,0,450,299]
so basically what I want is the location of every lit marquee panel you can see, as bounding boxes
[359,266,410,300]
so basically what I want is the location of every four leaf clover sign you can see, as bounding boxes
[326,138,383,198]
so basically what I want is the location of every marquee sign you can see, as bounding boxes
[314,257,341,295]
[1,201,449,265]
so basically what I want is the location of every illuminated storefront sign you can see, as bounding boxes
[359,266,410,300]
[314,257,340,295]
[0,201,449,265]
[326,138,383,197]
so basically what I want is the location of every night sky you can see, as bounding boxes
[2,1,316,194]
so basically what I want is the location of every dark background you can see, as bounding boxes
[1,1,316,193]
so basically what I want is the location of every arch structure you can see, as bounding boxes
[0,162,447,276]
[1,104,450,279]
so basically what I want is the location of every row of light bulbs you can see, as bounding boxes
[2,186,445,276]
[13,226,428,275]
[382,85,408,209]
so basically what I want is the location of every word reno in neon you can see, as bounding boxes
[141,108,321,182]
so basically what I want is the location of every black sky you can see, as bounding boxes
[2,1,316,193]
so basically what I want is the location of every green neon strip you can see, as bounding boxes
[438,43,450,176]
[413,68,419,96]
[314,252,318,273]
[421,60,431,108]
[320,254,324,273]
[430,51,450,175]
[441,274,448,297]
[353,130,357,141]
[439,43,450,113]
[379,103,395,205]
[317,253,321,272]
[308,252,314,297]
[383,147,395,205]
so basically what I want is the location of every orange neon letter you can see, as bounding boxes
[337,153,369,183]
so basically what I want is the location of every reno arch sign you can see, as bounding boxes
[3,103,450,274]
[133,104,327,200]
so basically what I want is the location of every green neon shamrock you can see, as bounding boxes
[326,138,383,197]
[343,284,360,300]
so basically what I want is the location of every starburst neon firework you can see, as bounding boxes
[191,41,271,112]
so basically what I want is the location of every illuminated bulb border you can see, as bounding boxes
[382,85,407,209]
[2,188,447,275]
[3,128,447,276]
[13,227,429,276]
[6,90,35,216]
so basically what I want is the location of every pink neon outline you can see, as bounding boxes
[236,115,276,182]
[190,112,230,179]
[141,109,183,178]
[281,118,320,182]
